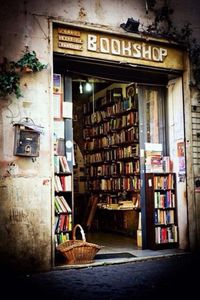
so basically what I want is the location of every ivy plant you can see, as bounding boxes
[144,0,200,90]
[0,59,22,98]
[16,46,47,72]
[0,47,47,99]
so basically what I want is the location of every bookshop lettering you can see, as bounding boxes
[53,26,184,70]
[53,23,188,265]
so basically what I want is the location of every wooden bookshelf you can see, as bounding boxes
[83,85,141,235]
[54,148,73,247]
[145,172,179,250]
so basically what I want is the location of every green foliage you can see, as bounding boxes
[0,71,21,98]
[0,59,22,98]
[146,0,200,90]
[189,38,200,89]
[0,47,47,99]
[16,47,47,72]
[147,5,174,35]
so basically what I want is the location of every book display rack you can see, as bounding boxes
[54,140,73,247]
[145,172,179,249]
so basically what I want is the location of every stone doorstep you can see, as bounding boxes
[53,251,190,270]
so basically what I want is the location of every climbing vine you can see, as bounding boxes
[145,0,200,90]
[0,47,47,99]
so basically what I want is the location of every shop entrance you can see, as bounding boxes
[53,54,182,265]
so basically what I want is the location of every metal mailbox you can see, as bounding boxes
[13,120,42,157]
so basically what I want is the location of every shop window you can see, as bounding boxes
[140,86,166,153]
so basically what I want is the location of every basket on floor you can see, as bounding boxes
[56,224,103,265]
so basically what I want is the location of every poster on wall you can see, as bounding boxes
[177,139,186,182]
[177,141,185,157]
[53,73,62,93]
[53,93,62,119]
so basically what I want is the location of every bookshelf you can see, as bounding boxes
[145,172,179,250]
[54,143,73,247]
[83,85,141,235]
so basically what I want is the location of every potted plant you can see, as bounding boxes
[0,58,22,99]
[16,46,47,73]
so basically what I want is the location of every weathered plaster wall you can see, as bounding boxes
[168,78,188,250]
[0,1,52,272]
[0,0,200,272]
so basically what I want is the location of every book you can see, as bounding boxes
[59,156,70,173]
[54,175,63,192]
[54,197,62,213]
[59,196,72,212]
[54,155,60,173]
[55,196,67,212]
[60,175,72,191]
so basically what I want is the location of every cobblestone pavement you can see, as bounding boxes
[2,253,199,300]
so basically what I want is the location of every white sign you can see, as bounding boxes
[87,34,168,62]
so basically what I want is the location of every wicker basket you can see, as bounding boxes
[56,224,103,265]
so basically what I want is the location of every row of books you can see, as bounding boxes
[84,127,139,151]
[154,191,175,208]
[153,174,174,190]
[145,150,163,173]
[54,175,72,192]
[54,195,72,213]
[87,176,141,191]
[97,200,139,210]
[55,232,70,246]
[145,151,172,174]
[97,193,140,208]
[54,155,71,173]
[84,87,138,115]
[86,160,140,177]
[154,209,175,225]
[155,225,178,244]
[84,145,139,164]
[83,111,139,138]
[84,100,138,124]
[83,88,123,114]
[55,213,72,233]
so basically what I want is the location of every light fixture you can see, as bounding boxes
[120,17,140,33]
[79,82,83,94]
[85,81,92,92]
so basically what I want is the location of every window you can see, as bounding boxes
[140,86,167,153]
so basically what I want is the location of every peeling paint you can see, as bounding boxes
[43,178,50,185]
[7,161,19,176]
[79,7,87,19]
[9,207,28,223]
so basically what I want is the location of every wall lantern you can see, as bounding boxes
[120,18,140,33]
[13,118,43,157]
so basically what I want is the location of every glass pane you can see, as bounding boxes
[144,87,164,144]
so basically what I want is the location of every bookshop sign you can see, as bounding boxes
[53,26,184,70]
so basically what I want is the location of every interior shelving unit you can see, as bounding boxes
[145,172,179,250]
[83,84,141,236]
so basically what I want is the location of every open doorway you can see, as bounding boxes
[53,54,183,265]
[72,74,141,253]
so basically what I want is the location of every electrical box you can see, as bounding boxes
[13,123,41,157]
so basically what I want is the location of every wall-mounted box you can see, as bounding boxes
[13,123,41,157]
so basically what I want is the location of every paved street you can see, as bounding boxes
[2,253,199,299]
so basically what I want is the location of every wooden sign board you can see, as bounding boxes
[53,25,184,71]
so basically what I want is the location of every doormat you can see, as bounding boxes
[95,252,136,259]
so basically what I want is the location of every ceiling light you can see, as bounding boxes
[85,82,92,92]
